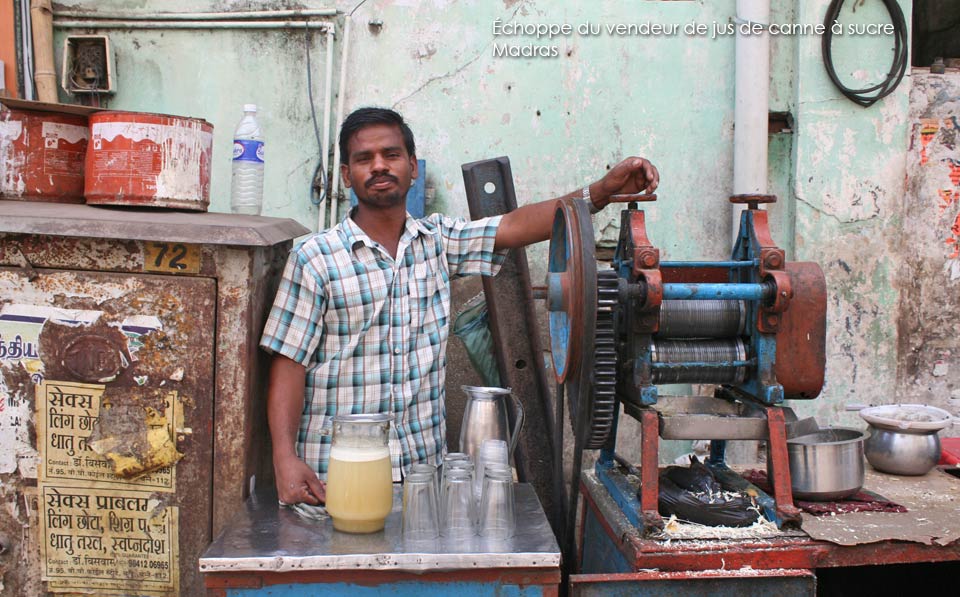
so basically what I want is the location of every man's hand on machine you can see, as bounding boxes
[587,157,660,212]
[493,156,660,250]
[275,453,326,506]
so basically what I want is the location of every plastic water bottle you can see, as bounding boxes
[230,104,264,215]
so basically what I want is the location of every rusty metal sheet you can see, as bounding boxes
[0,234,233,280]
[461,157,558,531]
[0,227,293,595]
[209,244,288,535]
[0,199,309,246]
[0,234,143,274]
[0,266,215,595]
[0,97,101,116]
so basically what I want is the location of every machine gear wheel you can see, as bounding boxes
[546,197,621,450]
[587,269,619,449]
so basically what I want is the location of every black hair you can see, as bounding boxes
[338,107,416,164]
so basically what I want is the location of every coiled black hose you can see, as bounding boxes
[821,0,908,107]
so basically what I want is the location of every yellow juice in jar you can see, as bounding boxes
[325,445,393,533]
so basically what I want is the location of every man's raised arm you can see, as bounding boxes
[494,157,659,250]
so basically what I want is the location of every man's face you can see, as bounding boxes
[341,124,418,210]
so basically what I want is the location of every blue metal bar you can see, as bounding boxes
[739,331,785,404]
[595,460,643,529]
[598,448,615,467]
[708,439,727,465]
[660,260,759,268]
[662,282,770,300]
[650,359,755,370]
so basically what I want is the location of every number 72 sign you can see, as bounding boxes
[143,242,201,275]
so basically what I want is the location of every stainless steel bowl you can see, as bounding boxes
[858,403,951,476]
[864,427,941,476]
[786,427,866,501]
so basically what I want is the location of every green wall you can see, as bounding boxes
[54,0,340,225]
[53,0,913,426]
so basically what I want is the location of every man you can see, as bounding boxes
[261,107,658,505]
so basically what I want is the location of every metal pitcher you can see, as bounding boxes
[459,386,524,464]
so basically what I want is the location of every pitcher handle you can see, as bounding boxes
[509,394,525,457]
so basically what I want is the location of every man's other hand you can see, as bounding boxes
[275,453,326,505]
[591,157,660,210]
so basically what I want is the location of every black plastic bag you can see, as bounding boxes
[654,457,760,527]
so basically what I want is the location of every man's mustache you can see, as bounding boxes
[366,174,399,188]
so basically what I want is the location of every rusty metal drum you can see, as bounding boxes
[85,111,213,211]
[0,107,89,203]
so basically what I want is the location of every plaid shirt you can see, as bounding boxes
[260,210,505,481]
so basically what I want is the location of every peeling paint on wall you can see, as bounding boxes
[911,109,960,275]
[786,0,912,428]
[919,119,939,165]
[898,71,960,413]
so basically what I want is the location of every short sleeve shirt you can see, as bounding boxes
[260,211,506,481]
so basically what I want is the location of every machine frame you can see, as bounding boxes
[547,195,826,534]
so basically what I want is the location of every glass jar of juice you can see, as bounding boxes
[325,413,394,533]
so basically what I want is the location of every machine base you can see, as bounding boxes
[602,401,801,533]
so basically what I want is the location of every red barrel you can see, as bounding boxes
[85,111,213,211]
[0,108,89,203]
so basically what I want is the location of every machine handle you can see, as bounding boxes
[608,193,657,203]
[729,194,777,209]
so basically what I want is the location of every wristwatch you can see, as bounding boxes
[584,186,601,214]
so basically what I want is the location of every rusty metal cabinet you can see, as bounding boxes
[0,200,307,595]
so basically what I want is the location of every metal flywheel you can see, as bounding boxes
[547,198,618,449]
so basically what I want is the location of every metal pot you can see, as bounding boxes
[864,427,940,476]
[858,404,953,476]
[786,427,867,501]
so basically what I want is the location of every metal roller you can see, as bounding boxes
[657,299,746,338]
[649,338,748,385]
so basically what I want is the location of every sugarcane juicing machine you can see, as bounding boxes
[546,194,827,532]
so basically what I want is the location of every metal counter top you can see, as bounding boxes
[200,484,560,573]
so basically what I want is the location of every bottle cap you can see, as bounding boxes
[243,104,258,113]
